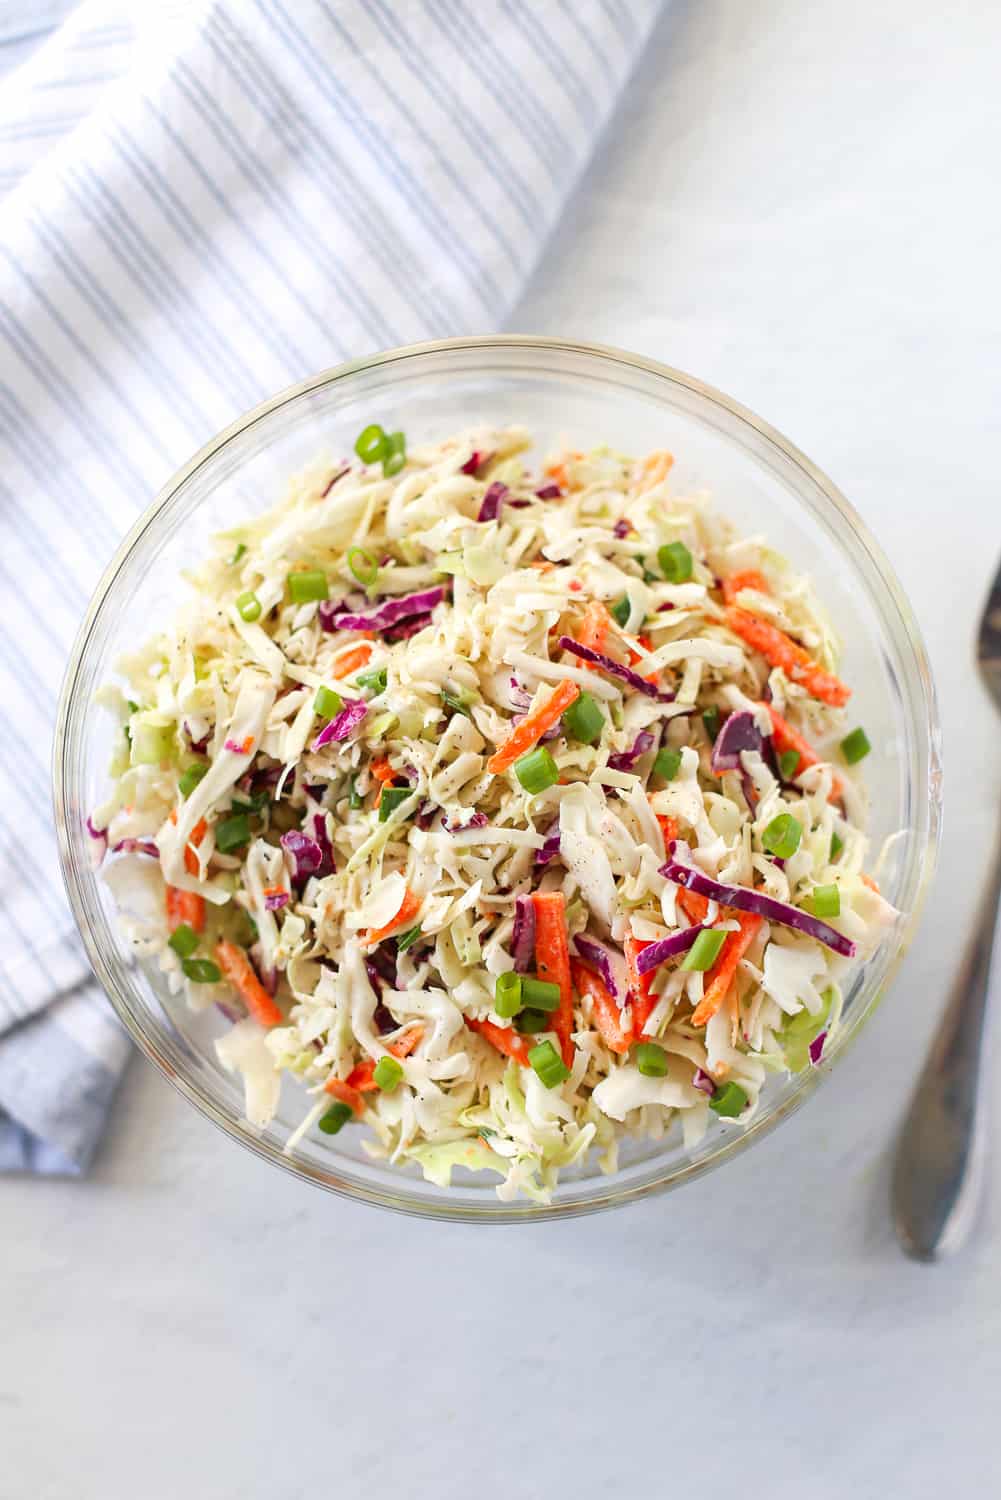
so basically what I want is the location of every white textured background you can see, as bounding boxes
[5,2,1001,1496]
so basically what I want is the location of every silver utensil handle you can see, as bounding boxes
[892,814,1001,1260]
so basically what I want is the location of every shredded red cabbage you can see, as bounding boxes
[573,935,629,1000]
[660,860,857,957]
[607,729,656,772]
[320,465,350,498]
[809,1030,828,1065]
[512,894,536,972]
[445,811,489,832]
[534,820,561,866]
[692,1067,716,1096]
[312,699,368,750]
[372,996,398,1030]
[110,837,159,858]
[710,710,764,774]
[384,612,432,642]
[280,830,324,881]
[477,481,508,523]
[331,587,446,633]
[460,450,489,475]
[612,519,632,538]
[634,924,705,975]
[312,813,334,877]
[264,890,289,912]
[85,815,107,843]
[535,483,561,499]
[558,636,672,701]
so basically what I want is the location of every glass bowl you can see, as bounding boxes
[53,336,942,1221]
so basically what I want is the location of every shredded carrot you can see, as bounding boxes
[369,757,397,808]
[678,889,710,925]
[861,873,880,894]
[323,1077,367,1115]
[466,1016,534,1067]
[165,885,205,934]
[214,940,283,1028]
[691,913,762,1027]
[487,679,580,774]
[529,559,556,573]
[578,599,612,652]
[624,936,656,1039]
[169,809,207,876]
[544,451,582,490]
[333,640,374,679]
[346,1026,425,1092]
[655,813,679,848]
[636,450,674,492]
[228,735,254,755]
[765,704,844,801]
[572,959,631,1054]
[363,887,422,945]
[627,632,660,686]
[725,607,850,707]
[721,569,770,605]
[532,890,574,1065]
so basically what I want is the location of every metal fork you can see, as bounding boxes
[891,561,1001,1259]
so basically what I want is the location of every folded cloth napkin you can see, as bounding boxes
[0,0,665,1173]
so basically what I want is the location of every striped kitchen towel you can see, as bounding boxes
[0,0,667,1172]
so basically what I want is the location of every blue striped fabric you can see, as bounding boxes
[0,0,666,1171]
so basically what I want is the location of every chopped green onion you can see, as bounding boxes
[441,686,475,717]
[129,718,175,767]
[840,727,871,765]
[318,1101,354,1135]
[514,1009,548,1034]
[564,690,605,745]
[313,685,343,721]
[702,706,721,741]
[348,775,363,810]
[495,972,523,1018]
[521,977,561,1012]
[347,546,379,586]
[810,884,841,919]
[513,745,559,794]
[396,926,422,953]
[178,762,208,798]
[762,813,802,859]
[373,1055,404,1091]
[168,924,199,959]
[709,1081,748,1117]
[288,569,328,604]
[382,430,406,478]
[778,749,801,780]
[658,540,693,583]
[354,423,388,464]
[378,786,412,822]
[610,595,631,627]
[681,928,728,972]
[830,831,844,860]
[634,1041,668,1077]
[236,590,262,623]
[528,1040,571,1088]
[228,542,247,566]
[181,958,221,984]
[215,812,250,853]
[356,665,388,694]
[653,746,682,782]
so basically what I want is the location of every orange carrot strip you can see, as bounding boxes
[861,873,880,894]
[637,450,674,492]
[165,886,205,934]
[571,959,631,1055]
[531,890,574,1066]
[323,1077,367,1115]
[678,889,710,925]
[765,703,844,801]
[691,913,762,1027]
[624,936,656,1039]
[487,679,581,774]
[333,640,374,679]
[466,1016,534,1067]
[578,600,612,652]
[725,607,850,707]
[722,569,770,605]
[370,757,397,808]
[170,810,208,876]
[346,1026,426,1092]
[655,813,679,848]
[214,940,283,1028]
[363,887,422,945]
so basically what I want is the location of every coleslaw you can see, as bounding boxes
[90,425,898,1201]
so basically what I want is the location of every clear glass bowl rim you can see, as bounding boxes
[53,334,942,1222]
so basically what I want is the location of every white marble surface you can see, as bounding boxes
[6,3,1001,1496]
